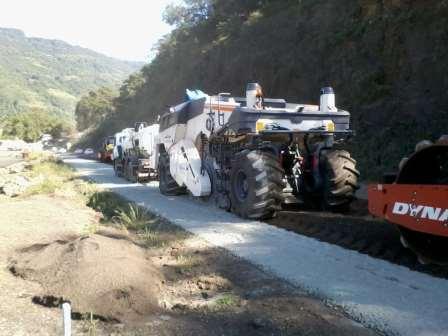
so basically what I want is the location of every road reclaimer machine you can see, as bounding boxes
[157,83,359,219]
[112,123,159,182]
[112,127,134,177]
[369,135,448,265]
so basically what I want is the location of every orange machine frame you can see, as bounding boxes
[368,184,448,237]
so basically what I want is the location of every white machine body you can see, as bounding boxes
[169,139,210,196]
[159,94,239,196]
[112,128,134,160]
[131,123,159,169]
[158,84,342,197]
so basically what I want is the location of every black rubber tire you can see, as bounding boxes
[127,160,138,183]
[399,227,448,265]
[158,152,186,196]
[113,159,123,177]
[124,161,131,181]
[229,150,285,220]
[320,149,360,211]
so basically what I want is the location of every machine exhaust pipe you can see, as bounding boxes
[320,87,337,112]
[246,83,263,109]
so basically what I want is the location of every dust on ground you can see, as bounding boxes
[9,231,162,323]
[0,195,99,335]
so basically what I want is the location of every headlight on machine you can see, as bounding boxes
[324,120,335,132]
[256,119,274,133]
[139,159,150,166]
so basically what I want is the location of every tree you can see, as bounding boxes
[1,109,73,142]
[75,87,116,131]
[163,0,213,27]
[118,73,145,102]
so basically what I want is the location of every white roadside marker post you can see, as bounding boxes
[62,302,71,336]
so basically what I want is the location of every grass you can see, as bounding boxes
[22,158,75,196]
[19,155,187,249]
[139,227,163,247]
[175,254,200,274]
[21,158,99,203]
[23,160,172,249]
[24,150,49,161]
[30,159,73,178]
[87,190,168,246]
[209,293,241,311]
[81,312,98,336]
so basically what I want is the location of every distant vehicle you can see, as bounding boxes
[112,123,159,182]
[74,148,83,154]
[98,136,115,163]
[40,134,53,142]
[84,148,94,155]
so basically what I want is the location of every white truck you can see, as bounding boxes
[112,123,159,182]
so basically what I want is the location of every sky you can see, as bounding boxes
[0,0,177,62]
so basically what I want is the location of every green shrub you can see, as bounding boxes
[87,191,127,221]
[1,110,73,142]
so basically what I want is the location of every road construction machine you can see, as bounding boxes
[98,136,115,162]
[112,127,133,177]
[369,135,448,265]
[112,123,159,182]
[157,83,359,219]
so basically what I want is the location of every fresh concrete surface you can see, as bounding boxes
[66,156,448,336]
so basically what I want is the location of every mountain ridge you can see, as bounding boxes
[0,27,143,119]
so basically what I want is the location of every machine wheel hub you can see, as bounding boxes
[234,170,249,202]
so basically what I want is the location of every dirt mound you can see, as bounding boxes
[9,231,162,322]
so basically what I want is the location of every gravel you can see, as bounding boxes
[65,156,448,336]
[2,175,31,196]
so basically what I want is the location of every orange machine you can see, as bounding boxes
[368,136,448,264]
[98,136,115,163]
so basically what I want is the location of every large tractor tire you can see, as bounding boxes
[113,159,123,177]
[125,160,138,183]
[319,149,360,211]
[229,150,285,220]
[158,152,186,196]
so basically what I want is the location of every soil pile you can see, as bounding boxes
[9,232,162,322]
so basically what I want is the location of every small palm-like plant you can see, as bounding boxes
[113,204,157,231]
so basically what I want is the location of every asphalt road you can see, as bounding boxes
[0,151,22,168]
[66,156,448,336]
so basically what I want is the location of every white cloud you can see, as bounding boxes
[0,0,176,62]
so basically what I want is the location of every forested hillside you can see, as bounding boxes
[0,28,141,119]
[83,0,448,179]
